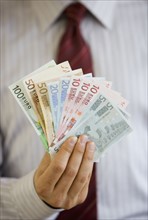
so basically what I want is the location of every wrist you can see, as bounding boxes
[43,200,62,210]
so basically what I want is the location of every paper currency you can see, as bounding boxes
[9,60,56,150]
[49,93,132,161]
[36,68,83,146]
[9,60,132,162]
[57,74,93,138]
[57,78,71,130]
[35,61,72,145]
[47,81,60,133]
[59,74,93,128]
[57,80,102,140]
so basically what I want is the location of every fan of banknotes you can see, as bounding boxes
[9,60,132,161]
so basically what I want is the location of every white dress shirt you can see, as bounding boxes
[0,0,147,219]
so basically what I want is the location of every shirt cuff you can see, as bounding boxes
[11,170,62,219]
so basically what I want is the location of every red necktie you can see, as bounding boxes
[56,3,97,220]
[57,3,94,74]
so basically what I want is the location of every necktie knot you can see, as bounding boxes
[64,3,87,24]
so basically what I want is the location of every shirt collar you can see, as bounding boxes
[31,0,117,32]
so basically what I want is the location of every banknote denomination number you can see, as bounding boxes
[50,84,58,94]
[81,82,90,91]
[72,78,81,87]
[62,80,69,89]
[90,85,100,94]
[50,84,59,106]
[25,79,35,90]
[12,85,31,109]
[37,83,48,94]
[13,85,23,97]
[99,94,106,102]
[106,102,113,110]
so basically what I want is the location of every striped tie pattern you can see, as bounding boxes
[56,3,97,220]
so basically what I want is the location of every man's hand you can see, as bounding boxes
[34,135,95,210]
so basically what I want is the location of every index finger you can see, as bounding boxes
[41,136,78,191]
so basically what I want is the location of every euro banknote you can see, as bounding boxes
[9,60,56,150]
[49,93,132,161]
[9,60,132,161]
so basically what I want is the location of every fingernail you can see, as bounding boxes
[69,136,77,146]
[80,135,88,144]
[88,142,96,152]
